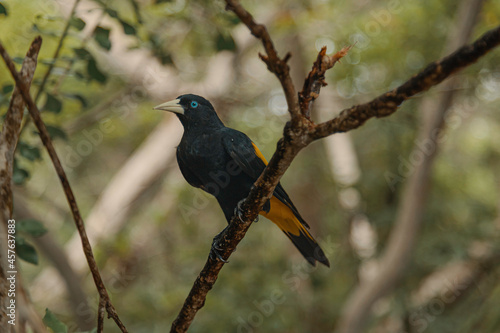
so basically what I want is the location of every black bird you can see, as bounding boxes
[155,94,329,267]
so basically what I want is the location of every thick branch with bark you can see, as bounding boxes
[0,38,128,333]
[169,1,500,332]
[0,36,42,331]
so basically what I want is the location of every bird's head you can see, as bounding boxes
[154,94,223,130]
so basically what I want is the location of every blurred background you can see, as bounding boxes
[1,0,500,332]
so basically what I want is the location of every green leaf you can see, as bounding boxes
[13,161,29,185]
[13,168,29,184]
[224,14,241,27]
[43,93,63,114]
[43,309,68,333]
[105,8,118,18]
[12,57,24,64]
[87,59,107,83]
[40,58,56,66]
[159,53,173,65]
[16,237,38,265]
[18,142,41,161]
[119,19,136,35]
[93,26,111,51]
[64,93,88,108]
[0,3,8,16]
[73,47,92,59]
[2,84,13,94]
[69,17,86,31]
[45,125,68,141]
[17,219,48,237]
[74,71,86,80]
[215,32,236,52]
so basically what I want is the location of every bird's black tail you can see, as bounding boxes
[283,229,330,267]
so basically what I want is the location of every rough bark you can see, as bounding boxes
[0,39,128,333]
[0,36,42,331]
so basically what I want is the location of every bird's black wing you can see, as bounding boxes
[221,128,310,228]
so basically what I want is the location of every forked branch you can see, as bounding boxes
[170,0,500,331]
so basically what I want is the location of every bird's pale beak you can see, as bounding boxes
[153,99,184,114]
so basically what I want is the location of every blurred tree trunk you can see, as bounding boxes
[336,0,485,332]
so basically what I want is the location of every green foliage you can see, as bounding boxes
[13,219,48,265]
[1,1,499,332]
[73,47,92,59]
[119,19,137,35]
[69,17,86,31]
[12,160,29,185]
[16,237,38,265]
[44,125,67,140]
[87,58,107,83]
[43,309,68,333]
[215,32,236,51]
[63,93,88,109]
[17,219,48,237]
[0,3,7,16]
[93,26,112,51]
[43,93,63,114]
[17,141,41,161]
[2,84,13,94]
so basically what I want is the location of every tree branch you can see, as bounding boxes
[0,35,42,331]
[225,0,300,121]
[18,0,82,136]
[0,38,128,333]
[170,2,500,332]
[311,25,500,139]
[34,0,81,104]
[299,45,352,119]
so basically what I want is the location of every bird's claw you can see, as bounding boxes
[234,200,245,223]
[210,229,229,263]
[210,245,229,263]
[233,200,259,223]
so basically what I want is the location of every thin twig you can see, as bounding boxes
[18,0,82,135]
[169,1,500,331]
[225,0,300,121]
[299,45,352,119]
[0,39,128,333]
[34,0,82,104]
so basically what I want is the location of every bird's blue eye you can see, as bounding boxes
[191,101,198,108]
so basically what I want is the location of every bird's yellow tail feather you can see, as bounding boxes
[260,197,330,267]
